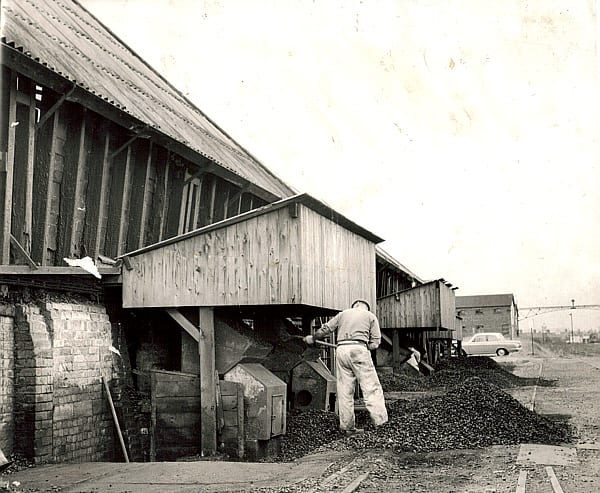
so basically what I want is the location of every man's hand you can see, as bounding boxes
[303,335,315,345]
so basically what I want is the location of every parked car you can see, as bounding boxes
[462,332,522,356]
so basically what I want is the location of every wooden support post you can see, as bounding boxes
[207,176,217,225]
[392,329,401,374]
[117,145,133,255]
[0,71,17,263]
[199,307,216,456]
[157,150,171,241]
[137,141,154,249]
[91,131,111,260]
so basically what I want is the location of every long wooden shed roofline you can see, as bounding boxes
[120,193,384,258]
[377,279,444,301]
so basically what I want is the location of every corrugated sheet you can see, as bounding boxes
[456,294,515,309]
[375,245,423,284]
[1,0,294,199]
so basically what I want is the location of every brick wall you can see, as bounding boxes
[456,307,512,337]
[9,301,117,463]
[44,303,115,462]
[0,311,15,456]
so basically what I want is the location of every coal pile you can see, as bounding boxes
[380,356,556,391]
[270,377,571,461]
[342,377,571,453]
[273,409,344,462]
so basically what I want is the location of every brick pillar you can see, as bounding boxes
[0,309,15,456]
[13,305,53,463]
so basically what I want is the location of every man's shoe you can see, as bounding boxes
[344,428,364,436]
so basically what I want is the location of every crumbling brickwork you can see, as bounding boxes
[9,301,116,463]
[44,303,115,462]
[0,312,15,456]
[13,304,53,462]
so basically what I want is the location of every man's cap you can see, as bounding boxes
[351,299,371,311]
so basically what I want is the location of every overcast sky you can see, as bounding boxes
[80,0,600,329]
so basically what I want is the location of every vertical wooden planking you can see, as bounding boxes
[70,109,91,258]
[57,103,86,260]
[0,71,17,263]
[117,145,134,255]
[239,191,252,214]
[163,157,185,240]
[278,207,290,303]
[178,181,191,234]
[245,215,257,305]
[207,175,217,225]
[199,307,216,456]
[103,134,126,258]
[11,77,36,253]
[289,203,301,304]
[45,111,67,265]
[83,119,110,261]
[191,175,204,231]
[31,108,59,265]
[125,139,153,251]
[156,149,170,242]
[138,141,154,248]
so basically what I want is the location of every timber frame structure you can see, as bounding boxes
[1,0,294,272]
[0,0,453,463]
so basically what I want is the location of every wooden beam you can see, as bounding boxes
[0,71,17,263]
[178,181,191,234]
[0,265,119,275]
[138,141,154,249]
[165,308,201,341]
[191,175,204,231]
[207,176,217,225]
[9,234,37,269]
[35,84,75,130]
[91,130,111,260]
[23,78,36,254]
[199,307,216,456]
[157,150,171,241]
[116,146,134,255]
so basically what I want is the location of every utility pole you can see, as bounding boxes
[570,299,575,343]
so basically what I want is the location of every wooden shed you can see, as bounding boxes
[121,193,382,313]
[377,280,456,365]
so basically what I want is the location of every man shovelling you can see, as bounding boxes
[304,299,388,435]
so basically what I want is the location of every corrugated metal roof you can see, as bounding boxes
[375,246,424,284]
[456,294,516,308]
[1,0,294,199]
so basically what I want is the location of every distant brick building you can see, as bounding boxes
[456,294,519,339]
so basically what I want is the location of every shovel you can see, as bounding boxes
[281,332,337,348]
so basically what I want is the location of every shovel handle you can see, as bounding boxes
[315,340,337,348]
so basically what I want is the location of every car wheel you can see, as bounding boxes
[496,348,509,356]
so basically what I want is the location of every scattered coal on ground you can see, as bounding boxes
[271,377,571,462]
[379,356,556,392]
